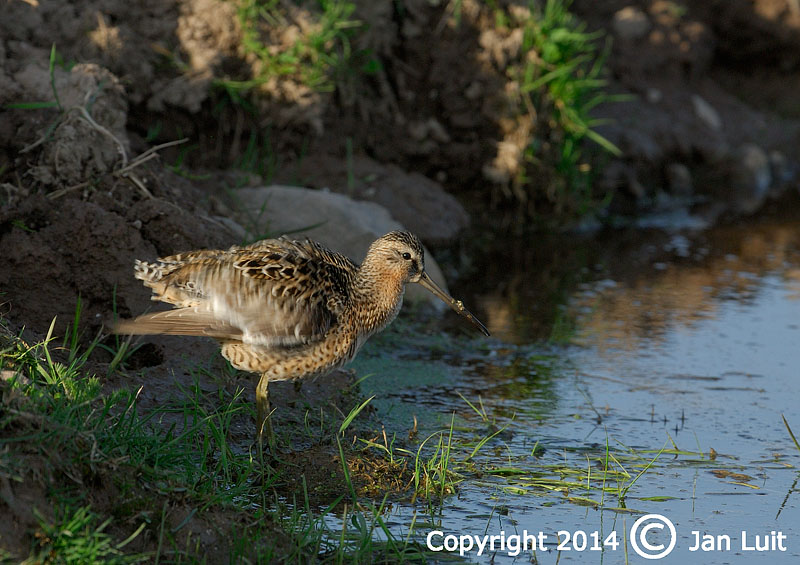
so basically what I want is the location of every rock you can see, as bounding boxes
[665,163,693,197]
[692,95,723,131]
[209,215,247,241]
[612,7,651,41]
[233,185,452,308]
[646,87,662,104]
[728,143,772,214]
[354,164,469,246]
[769,150,795,185]
[281,155,470,246]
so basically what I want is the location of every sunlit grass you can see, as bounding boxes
[0,310,437,562]
[462,0,629,221]
[232,0,365,95]
[29,506,147,564]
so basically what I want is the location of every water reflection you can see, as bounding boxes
[467,355,562,421]
[467,220,800,346]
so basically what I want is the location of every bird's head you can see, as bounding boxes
[367,231,426,284]
[365,231,490,336]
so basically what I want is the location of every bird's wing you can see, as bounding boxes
[117,239,356,346]
[114,308,240,339]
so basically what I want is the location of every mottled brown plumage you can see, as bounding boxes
[115,230,488,448]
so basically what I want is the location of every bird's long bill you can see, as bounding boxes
[417,271,490,336]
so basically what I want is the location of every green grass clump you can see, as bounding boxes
[225,0,374,96]
[496,0,625,220]
[30,506,146,564]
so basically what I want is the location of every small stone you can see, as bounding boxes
[646,87,662,104]
[612,7,651,40]
[464,81,483,100]
[210,215,247,240]
[729,143,771,214]
[692,95,722,131]
[665,163,693,197]
[132,219,142,230]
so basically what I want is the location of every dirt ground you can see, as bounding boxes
[2,0,800,559]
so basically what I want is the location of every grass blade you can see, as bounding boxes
[782,414,800,452]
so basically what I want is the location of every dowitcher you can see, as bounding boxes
[115,231,489,449]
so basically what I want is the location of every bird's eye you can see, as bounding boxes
[402,252,412,260]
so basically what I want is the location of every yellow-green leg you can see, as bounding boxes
[256,373,276,454]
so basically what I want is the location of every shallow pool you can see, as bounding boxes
[353,218,800,564]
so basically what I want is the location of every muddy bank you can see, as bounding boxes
[3,1,800,233]
[574,0,800,223]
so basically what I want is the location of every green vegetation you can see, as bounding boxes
[358,414,463,507]
[783,415,800,452]
[0,310,429,562]
[223,0,375,96]
[30,506,145,564]
[505,0,624,218]
[354,389,693,514]
[96,288,142,374]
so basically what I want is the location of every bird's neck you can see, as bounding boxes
[352,262,405,337]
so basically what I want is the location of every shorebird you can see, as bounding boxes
[115,231,489,450]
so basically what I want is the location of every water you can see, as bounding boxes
[353,218,800,563]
